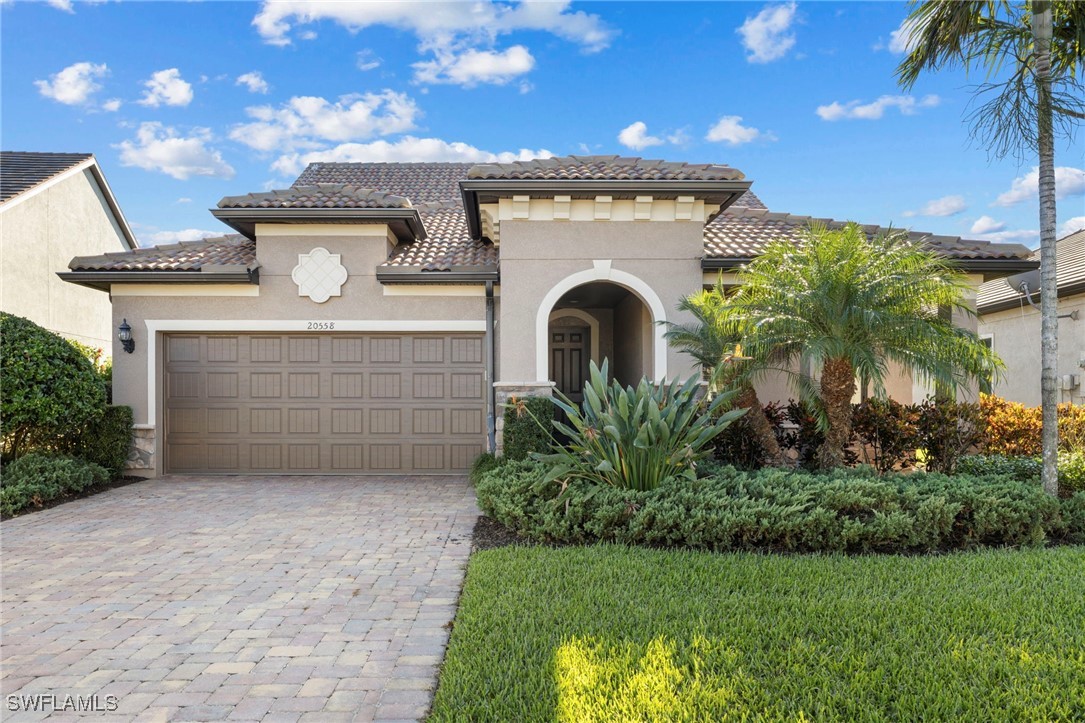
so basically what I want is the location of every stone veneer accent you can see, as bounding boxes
[127,424,155,473]
[493,381,554,456]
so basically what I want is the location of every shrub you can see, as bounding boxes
[63,405,133,478]
[712,401,787,470]
[1059,451,1085,495]
[956,454,1042,482]
[914,398,984,474]
[539,360,745,491]
[981,394,1085,455]
[1,453,109,516]
[777,399,859,470]
[474,461,1081,552]
[501,396,554,461]
[1,314,106,460]
[470,452,500,485]
[852,398,920,473]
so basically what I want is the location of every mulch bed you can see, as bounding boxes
[1,476,148,521]
[471,515,535,551]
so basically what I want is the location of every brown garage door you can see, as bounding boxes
[163,333,487,474]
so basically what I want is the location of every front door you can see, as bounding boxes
[549,327,590,406]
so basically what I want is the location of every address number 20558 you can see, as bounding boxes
[307,321,336,330]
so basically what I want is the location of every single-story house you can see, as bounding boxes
[61,156,1035,476]
[978,228,1084,406]
[2,151,136,349]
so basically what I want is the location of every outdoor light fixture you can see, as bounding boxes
[118,319,134,354]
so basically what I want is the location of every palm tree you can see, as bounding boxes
[665,285,789,468]
[896,0,1085,495]
[723,223,1001,468]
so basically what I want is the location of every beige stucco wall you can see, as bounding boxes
[979,293,1085,406]
[1,169,129,348]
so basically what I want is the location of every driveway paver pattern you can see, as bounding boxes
[1,476,478,722]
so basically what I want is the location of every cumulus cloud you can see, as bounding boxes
[271,136,553,177]
[356,50,382,71]
[236,71,269,94]
[970,228,1038,244]
[142,228,223,245]
[1059,216,1085,238]
[816,94,939,121]
[413,45,534,86]
[737,3,798,64]
[902,195,966,218]
[229,91,420,153]
[886,16,922,54]
[35,61,108,106]
[101,98,122,112]
[116,122,235,180]
[46,0,74,12]
[970,215,1006,234]
[993,166,1085,207]
[617,121,664,151]
[138,68,194,107]
[705,115,771,145]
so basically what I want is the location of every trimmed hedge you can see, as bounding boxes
[501,396,554,461]
[475,460,1085,552]
[957,452,1085,496]
[1,453,109,517]
[65,405,133,478]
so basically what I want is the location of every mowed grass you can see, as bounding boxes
[430,545,1085,722]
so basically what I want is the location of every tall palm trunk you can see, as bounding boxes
[817,357,856,468]
[735,384,788,467]
[1034,1,1059,497]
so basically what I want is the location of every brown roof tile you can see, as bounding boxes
[218,185,411,210]
[381,203,497,271]
[69,235,254,272]
[1,151,92,204]
[467,155,744,181]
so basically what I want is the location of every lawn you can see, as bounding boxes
[430,544,1085,722]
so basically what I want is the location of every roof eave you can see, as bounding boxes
[702,256,1040,278]
[979,279,1085,314]
[375,267,499,285]
[210,207,426,243]
[57,268,260,293]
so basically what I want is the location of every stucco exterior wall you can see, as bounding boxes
[979,293,1085,406]
[1,169,129,348]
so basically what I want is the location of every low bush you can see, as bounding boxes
[1059,450,1085,495]
[1,453,109,516]
[852,398,919,473]
[501,396,554,461]
[475,461,1082,553]
[470,452,500,485]
[914,398,985,474]
[982,393,1085,455]
[712,401,786,470]
[64,405,133,478]
[957,454,1042,482]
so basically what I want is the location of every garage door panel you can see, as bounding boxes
[165,332,486,473]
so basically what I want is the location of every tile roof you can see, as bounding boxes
[1,151,92,204]
[381,202,497,271]
[977,229,1085,311]
[467,155,744,181]
[703,207,1033,262]
[69,235,255,272]
[218,185,411,210]
[294,163,473,204]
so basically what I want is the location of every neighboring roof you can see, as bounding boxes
[0,151,92,203]
[977,229,1085,313]
[68,234,255,272]
[0,151,136,249]
[703,207,1036,272]
[467,155,744,181]
[218,185,411,210]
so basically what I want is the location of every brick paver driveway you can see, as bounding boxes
[1,476,479,722]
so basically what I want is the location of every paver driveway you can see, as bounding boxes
[1,476,479,722]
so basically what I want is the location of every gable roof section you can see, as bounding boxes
[1,151,136,249]
[467,155,743,181]
[977,229,1085,313]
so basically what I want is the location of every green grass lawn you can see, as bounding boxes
[430,545,1085,722]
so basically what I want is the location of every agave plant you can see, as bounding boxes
[537,359,746,491]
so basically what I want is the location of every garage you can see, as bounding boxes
[163,332,487,474]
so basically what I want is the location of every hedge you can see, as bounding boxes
[64,405,133,478]
[501,395,554,461]
[474,460,1085,553]
[1,453,109,517]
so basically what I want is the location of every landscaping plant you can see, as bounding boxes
[852,398,919,473]
[501,395,554,461]
[1,453,109,517]
[538,360,746,491]
[914,397,985,474]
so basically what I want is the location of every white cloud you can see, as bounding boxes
[737,3,798,64]
[705,115,770,145]
[116,122,235,180]
[970,228,1038,244]
[176,197,193,204]
[271,136,553,177]
[816,94,939,121]
[617,121,664,151]
[229,91,420,153]
[46,0,74,12]
[236,71,269,94]
[143,228,222,246]
[138,68,193,107]
[970,215,1006,234]
[356,50,382,71]
[101,98,122,112]
[1059,216,1085,238]
[902,194,966,218]
[34,61,108,106]
[887,16,922,54]
[413,45,534,86]
[993,166,1085,207]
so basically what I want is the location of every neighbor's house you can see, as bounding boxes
[978,228,1085,406]
[60,156,1035,476]
[1,151,136,349]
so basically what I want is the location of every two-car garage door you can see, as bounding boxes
[163,333,487,474]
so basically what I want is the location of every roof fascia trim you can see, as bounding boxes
[375,268,499,285]
[210,207,425,242]
[57,269,259,293]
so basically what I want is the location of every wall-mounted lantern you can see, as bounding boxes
[118,319,134,354]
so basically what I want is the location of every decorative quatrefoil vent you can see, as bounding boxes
[291,247,348,303]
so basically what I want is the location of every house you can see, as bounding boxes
[977,228,1085,406]
[60,156,1035,476]
[1,151,136,349]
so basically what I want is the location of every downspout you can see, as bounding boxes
[485,281,497,452]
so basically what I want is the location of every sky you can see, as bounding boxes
[2,0,1083,248]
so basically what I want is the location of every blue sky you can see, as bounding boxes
[3,0,1083,248]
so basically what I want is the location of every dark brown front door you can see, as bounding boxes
[550,327,590,405]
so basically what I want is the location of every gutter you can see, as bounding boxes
[485,281,497,453]
[375,268,499,285]
[57,267,260,293]
[979,280,1085,315]
[211,207,426,243]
